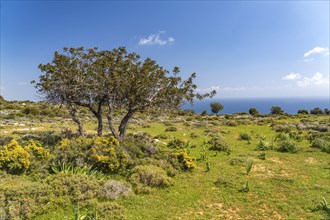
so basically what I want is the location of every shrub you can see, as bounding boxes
[297,109,309,114]
[21,106,40,116]
[257,152,266,160]
[277,140,298,153]
[256,140,270,151]
[210,102,224,115]
[208,136,230,152]
[239,133,252,143]
[310,107,323,115]
[55,136,131,174]
[274,132,290,141]
[165,126,177,132]
[47,173,102,205]
[288,131,303,141]
[169,150,196,171]
[167,139,188,149]
[24,140,51,175]
[226,121,238,126]
[101,180,132,200]
[121,133,158,158]
[272,124,294,133]
[0,140,30,174]
[0,174,52,219]
[129,165,173,193]
[311,138,330,153]
[270,106,284,115]
[201,110,208,116]
[97,202,126,220]
[190,132,199,139]
[249,108,259,116]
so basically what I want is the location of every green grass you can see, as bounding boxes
[1,113,329,219]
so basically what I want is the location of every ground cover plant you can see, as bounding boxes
[0,98,329,219]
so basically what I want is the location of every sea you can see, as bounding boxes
[183,97,330,114]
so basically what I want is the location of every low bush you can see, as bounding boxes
[311,138,330,153]
[101,180,133,200]
[129,165,173,193]
[277,140,298,153]
[208,136,230,152]
[0,140,30,174]
[239,133,252,143]
[256,140,271,151]
[167,139,188,149]
[165,126,178,132]
[169,149,196,171]
[47,173,102,206]
[55,136,131,174]
[96,202,127,220]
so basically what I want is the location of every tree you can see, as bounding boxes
[310,107,323,115]
[249,108,259,116]
[210,102,224,115]
[270,106,284,115]
[34,47,216,139]
[297,109,309,115]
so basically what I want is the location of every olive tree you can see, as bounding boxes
[34,47,216,139]
[210,102,224,115]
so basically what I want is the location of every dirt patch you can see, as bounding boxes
[268,157,283,164]
[305,157,318,164]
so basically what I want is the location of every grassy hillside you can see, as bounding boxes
[0,100,329,219]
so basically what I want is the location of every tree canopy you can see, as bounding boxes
[33,47,216,139]
[210,102,224,115]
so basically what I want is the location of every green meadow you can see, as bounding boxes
[0,100,329,220]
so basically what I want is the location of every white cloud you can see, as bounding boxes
[297,72,329,87]
[139,31,175,46]
[196,86,220,93]
[304,47,329,57]
[282,72,301,80]
[222,87,247,91]
[18,82,28,86]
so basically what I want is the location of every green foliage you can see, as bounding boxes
[310,107,324,115]
[55,136,131,174]
[277,140,298,153]
[208,136,230,152]
[257,152,266,160]
[165,126,178,132]
[129,165,173,193]
[170,149,196,171]
[0,140,31,174]
[0,174,52,219]
[51,161,104,179]
[101,180,133,200]
[21,106,40,116]
[167,138,188,149]
[34,47,215,139]
[297,109,309,114]
[311,138,330,153]
[210,102,224,115]
[96,202,126,220]
[239,133,252,143]
[245,160,253,175]
[47,173,102,205]
[270,106,284,115]
[256,140,271,151]
[249,108,259,116]
[239,181,249,192]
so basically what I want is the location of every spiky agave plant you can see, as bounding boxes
[245,160,253,175]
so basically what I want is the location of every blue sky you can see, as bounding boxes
[1,1,329,101]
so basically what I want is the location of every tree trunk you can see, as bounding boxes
[89,101,103,137]
[118,110,135,140]
[69,105,84,136]
[96,114,103,137]
[106,104,119,139]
